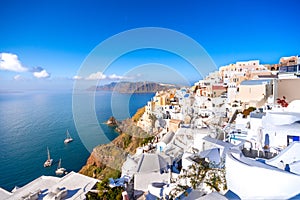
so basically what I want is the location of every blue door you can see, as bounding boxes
[287,135,300,145]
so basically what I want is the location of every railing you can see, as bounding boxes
[279,64,300,73]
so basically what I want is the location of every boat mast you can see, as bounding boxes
[47,147,51,161]
[58,158,61,169]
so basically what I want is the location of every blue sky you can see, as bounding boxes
[0,0,299,90]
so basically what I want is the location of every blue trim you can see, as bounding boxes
[225,190,241,200]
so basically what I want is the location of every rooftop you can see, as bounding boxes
[249,111,266,119]
[0,188,12,200]
[1,172,98,200]
[136,153,170,173]
[240,79,271,86]
[161,131,175,145]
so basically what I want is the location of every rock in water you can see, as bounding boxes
[106,116,117,126]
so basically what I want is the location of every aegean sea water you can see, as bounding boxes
[0,90,154,191]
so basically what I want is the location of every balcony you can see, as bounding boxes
[279,65,300,73]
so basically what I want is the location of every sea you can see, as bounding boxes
[0,90,154,191]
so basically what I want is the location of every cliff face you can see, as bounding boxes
[79,118,154,178]
[88,81,178,93]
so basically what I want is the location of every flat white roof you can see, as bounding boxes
[6,176,60,200]
[0,187,12,200]
[4,171,98,200]
[203,136,234,150]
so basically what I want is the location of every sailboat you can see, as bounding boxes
[55,158,66,175]
[44,147,53,167]
[64,130,73,144]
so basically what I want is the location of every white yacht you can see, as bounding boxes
[64,130,73,144]
[44,147,53,167]
[55,158,66,175]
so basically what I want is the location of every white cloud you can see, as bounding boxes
[108,74,126,80]
[14,74,22,80]
[0,53,51,80]
[33,69,50,79]
[31,67,50,79]
[73,75,83,80]
[86,72,107,80]
[82,72,133,81]
[0,53,28,72]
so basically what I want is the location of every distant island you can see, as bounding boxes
[87,81,179,93]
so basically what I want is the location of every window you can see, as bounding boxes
[287,135,300,146]
[233,78,239,82]
[279,66,287,73]
[287,65,297,72]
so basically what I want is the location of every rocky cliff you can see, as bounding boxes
[79,118,154,179]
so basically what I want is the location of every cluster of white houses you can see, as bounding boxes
[130,55,300,199]
[138,55,300,130]
[1,55,300,200]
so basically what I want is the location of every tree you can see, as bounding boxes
[169,160,227,199]
[96,178,123,200]
[242,107,256,117]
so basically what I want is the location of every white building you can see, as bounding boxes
[0,171,98,200]
[121,153,171,193]
[157,131,175,153]
[260,100,300,148]
[226,143,300,199]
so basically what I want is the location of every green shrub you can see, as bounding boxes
[141,136,155,145]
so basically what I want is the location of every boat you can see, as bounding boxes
[55,158,66,175]
[44,147,53,167]
[64,130,73,144]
